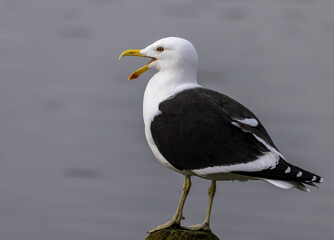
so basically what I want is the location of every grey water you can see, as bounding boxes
[0,0,333,239]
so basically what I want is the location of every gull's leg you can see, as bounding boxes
[185,180,216,231]
[148,175,191,233]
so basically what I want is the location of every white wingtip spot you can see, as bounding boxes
[297,171,303,177]
[285,167,291,173]
[320,178,324,183]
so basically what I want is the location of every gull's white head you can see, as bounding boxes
[119,37,198,80]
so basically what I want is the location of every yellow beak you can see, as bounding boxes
[119,49,156,81]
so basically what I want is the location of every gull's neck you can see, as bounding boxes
[152,68,198,88]
[143,69,200,127]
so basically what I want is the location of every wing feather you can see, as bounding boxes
[150,87,322,185]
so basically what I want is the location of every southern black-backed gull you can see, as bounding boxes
[119,37,323,232]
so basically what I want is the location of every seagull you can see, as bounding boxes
[119,37,323,233]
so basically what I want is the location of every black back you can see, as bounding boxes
[151,88,273,170]
[150,88,322,184]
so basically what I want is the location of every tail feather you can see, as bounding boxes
[234,157,323,191]
[264,179,310,192]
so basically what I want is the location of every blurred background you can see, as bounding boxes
[0,0,333,239]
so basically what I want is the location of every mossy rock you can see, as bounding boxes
[145,228,220,240]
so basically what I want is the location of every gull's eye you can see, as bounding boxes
[156,47,164,52]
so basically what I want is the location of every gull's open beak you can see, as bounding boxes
[119,49,156,81]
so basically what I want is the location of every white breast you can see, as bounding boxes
[143,71,200,173]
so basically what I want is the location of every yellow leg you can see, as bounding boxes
[148,175,191,233]
[185,180,216,231]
